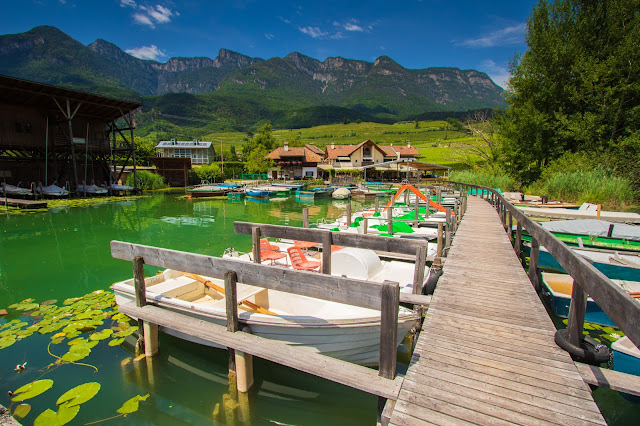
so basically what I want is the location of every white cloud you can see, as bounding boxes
[344,22,363,32]
[133,13,155,28]
[128,3,177,29]
[456,23,526,48]
[59,0,67,4]
[125,44,167,61]
[298,26,328,39]
[265,33,274,40]
[479,59,510,89]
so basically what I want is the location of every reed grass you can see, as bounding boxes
[528,169,636,209]
[449,169,516,191]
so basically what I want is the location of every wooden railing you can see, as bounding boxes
[448,182,640,350]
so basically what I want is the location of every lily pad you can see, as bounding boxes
[115,326,139,338]
[11,379,54,401]
[0,336,16,349]
[34,404,80,426]
[56,382,101,407]
[61,345,91,362]
[117,394,150,414]
[89,329,113,341]
[68,337,88,346]
[108,338,125,346]
[13,403,31,420]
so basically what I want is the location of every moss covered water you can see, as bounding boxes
[0,192,379,425]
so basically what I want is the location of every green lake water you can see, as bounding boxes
[1,191,639,424]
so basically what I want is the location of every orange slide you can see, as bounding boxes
[383,184,452,214]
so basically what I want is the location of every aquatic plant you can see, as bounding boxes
[1,290,149,424]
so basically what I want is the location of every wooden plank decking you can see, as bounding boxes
[2,197,47,209]
[389,196,606,425]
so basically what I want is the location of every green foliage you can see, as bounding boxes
[450,167,516,191]
[126,170,167,190]
[502,0,640,185]
[193,164,222,183]
[527,168,636,209]
[243,123,276,157]
[245,145,273,174]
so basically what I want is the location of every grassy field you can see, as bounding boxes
[195,120,481,170]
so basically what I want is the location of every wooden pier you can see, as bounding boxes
[2,197,47,209]
[387,196,607,425]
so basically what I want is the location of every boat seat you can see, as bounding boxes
[206,285,268,310]
[147,276,200,298]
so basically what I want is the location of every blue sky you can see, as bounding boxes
[2,0,538,88]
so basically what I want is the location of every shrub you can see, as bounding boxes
[193,164,222,183]
[126,170,167,190]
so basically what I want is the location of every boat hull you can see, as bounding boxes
[612,336,640,403]
[112,271,417,366]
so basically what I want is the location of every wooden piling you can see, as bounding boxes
[302,207,309,228]
[515,222,523,255]
[378,280,399,422]
[567,277,588,347]
[375,197,379,213]
[322,231,332,274]
[437,223,444,258]
[528,237,540,291]
[346,203,352,227]
[387,206,393,235]
[251,227,261,264]
[363,217,368,234]
[413,201,419,227]
[413,246,427,294]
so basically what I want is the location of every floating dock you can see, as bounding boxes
[2,197,47,209]
[387,196,606,425]
[516,205,640,224]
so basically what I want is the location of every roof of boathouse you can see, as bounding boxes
[156,139,212,149]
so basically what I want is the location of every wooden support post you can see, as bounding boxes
[235,351,254,393]
[387,205,393,235]
[403,190,408,205]
[378,280,399,421]
[346,203,352,227]
[566,277,588,348]
[302,207,309,228]
[515,222,523,255]
[414,200,420,227]
[375,197,379,213]
[251,227,261,264]
[437,223,444,258]
[528,237,540,291]
[133,256,150,355]
[412,246,427,294]
[321,231,332,274]
[143,322,159,357]
[436,188,441,203]
[363,217,368,234]
[445,223,451,250]
[225,270,239,373]
[508,211,513,243]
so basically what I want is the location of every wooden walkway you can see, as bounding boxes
[2,197,47,209]
[388,196,606,425]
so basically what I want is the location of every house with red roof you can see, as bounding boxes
[265,142,324,180]
[324,139,421,169]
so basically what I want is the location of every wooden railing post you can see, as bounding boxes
[346,203,352,227]
[566,277,588,348]
[322,231,332,274]
[133,256,158,356]
[225,270,238,374]
[413,246,427,294]
[302,207,309,228]
[528,237,540,292]
[379,280,399,378]
[251,227,261,264]
[437,223,444,258]
[508,211,513,242]
[515,222,523,255]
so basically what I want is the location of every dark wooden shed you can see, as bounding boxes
[0,75,142,190]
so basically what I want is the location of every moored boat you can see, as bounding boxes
[111,269,418,366]
[245,188,271,198]
[541,272,640,327]
[612,336,640,402]
[37,183,69,197]
[187,185,228,198]
[77,184,108,195]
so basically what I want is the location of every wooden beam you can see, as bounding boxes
[575,362,640,397]
[233,222,427,256]
[111,241,387,310]
[118,302,403,400]
[321,231,332,274]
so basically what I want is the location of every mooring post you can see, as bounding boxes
[437,223,444,258]
[302,207,309,228]
[321,231,332,274]
[225,271,254,392]
[387,206,393,235]
[413,246,427,294]
[251,226,262,264]
[414,200,420,227]
[375,197,379,213]
[566,277,588,348]
[403,190,409,205]
[363,217,368,234]
[528,237,540,291]
[133,256,158,356]
[378,280,399,423]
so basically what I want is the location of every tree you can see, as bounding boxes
[502,0,640,184]
[243,123,276,157]
[245,145,273,174]
[450,111,502,167]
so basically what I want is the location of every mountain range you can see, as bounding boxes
[0,26,506,131]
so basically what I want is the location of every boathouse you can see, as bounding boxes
[0,74,142,189]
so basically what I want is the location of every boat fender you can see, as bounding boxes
[422,265,443,295]
[554,329,610,365]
